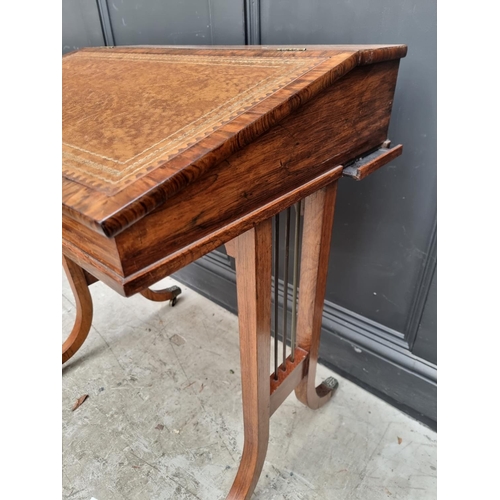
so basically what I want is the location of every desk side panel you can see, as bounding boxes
[63,216,124,279]
[116,60,400,281]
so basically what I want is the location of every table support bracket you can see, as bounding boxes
[227,218,272,500]
[294,182,340,410]
[227,180,340,498]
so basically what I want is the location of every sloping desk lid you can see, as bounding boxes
[62,45,407,237]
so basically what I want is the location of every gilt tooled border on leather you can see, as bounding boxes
[62,51,328,194]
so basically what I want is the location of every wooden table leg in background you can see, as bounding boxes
[62,258,182,364]
[62,255,94,364]
[139,284,182,306]
[294,182,340,409]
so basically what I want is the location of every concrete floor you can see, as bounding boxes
[62,274,437,500]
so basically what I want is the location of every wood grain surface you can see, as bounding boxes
[228,220,272,499]
[62,45,406,238]
[63,50,328,193]
[63,50,406,295]
[294,183,340,410]
[62,255,93,363]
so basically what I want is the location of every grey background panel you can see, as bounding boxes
[261,0,437,335]
[412,269,437,364]
[210,0,246,45]
[62,0,105,53]
[107,0,245,45]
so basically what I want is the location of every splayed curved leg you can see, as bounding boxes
[294,182,340,410]
[62,256,93,364]
[227,219,272,500]
[140,285,182,305]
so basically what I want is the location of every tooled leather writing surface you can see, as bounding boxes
[63,49,327,195]
[62,45,407,237]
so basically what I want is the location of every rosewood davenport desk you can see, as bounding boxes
[63,45,407,499]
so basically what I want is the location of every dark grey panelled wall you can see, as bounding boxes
[107,0,245,46]
[63,0,245,52]
[62,0,437,426]
[261,0,436,334]
[62,0,104,53]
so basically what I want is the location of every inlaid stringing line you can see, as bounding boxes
[63,55,322,165]
[63,55,327,186]
[63,66,304,166]
[68,51,322,67]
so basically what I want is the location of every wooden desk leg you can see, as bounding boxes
[227,219,272,500]
[62,256,93,364]
[295,182,339,409]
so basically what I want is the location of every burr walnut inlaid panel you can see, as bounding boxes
[62,49,328,194]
